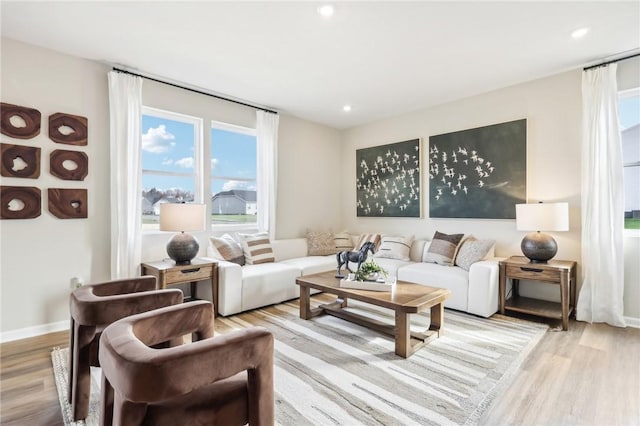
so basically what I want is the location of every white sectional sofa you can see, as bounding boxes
[206,236,501,318]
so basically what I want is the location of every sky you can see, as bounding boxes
[141,114,256,198]
[619,94,640,130]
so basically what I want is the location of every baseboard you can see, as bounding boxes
[625,316,640,328]
[0,320,69,343]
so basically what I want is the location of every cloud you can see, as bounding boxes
[161,158,173,165]
[175,157,194,168]
[222,180,256,191]
[211,158,219,170]
[142,125,176,153]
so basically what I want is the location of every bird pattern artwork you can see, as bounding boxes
[428,144,497,202]
[428,119,527,219]
[356,139,421,217]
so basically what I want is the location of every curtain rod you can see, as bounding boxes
[583,52,640,71]
[112,67,278,114]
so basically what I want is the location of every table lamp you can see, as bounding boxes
[159,203,206,265]
[515,202,569,263]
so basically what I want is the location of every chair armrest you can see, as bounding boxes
[70,287,183,325]
[90,276,157,296]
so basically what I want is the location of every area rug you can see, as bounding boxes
[52,297,547,426]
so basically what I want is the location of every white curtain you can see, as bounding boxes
[256,111,279,240]
[576,64,626,327]
[108,71,143,279]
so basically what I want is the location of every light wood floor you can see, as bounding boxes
[1,313,639,425]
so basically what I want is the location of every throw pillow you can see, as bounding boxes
[333,231,353,252]
[209,234,245,265]
[354,233,382,251]
[423,231,464,266]
[455,237,496,271]
[306,230,336,256]
[373,235,414,261]
[238,232,275,265]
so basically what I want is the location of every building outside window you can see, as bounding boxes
[141,107,203,230]
[620,88,640,230]
[210,121,257,227]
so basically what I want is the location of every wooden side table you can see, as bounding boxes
[141,258,219,316]
[499,256,577,330]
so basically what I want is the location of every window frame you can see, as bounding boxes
[141,106,204,232]
[619,87,640,235]
[210,120,258,232]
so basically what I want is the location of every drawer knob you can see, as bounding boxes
[520,267,543,273]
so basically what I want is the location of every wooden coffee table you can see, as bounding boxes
[296,271,451,358]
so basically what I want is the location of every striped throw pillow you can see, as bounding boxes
[374,235,414,261]
[209,234,245,265]
[333,231,353,252]
[423,231,464,266]
[354,233,382,251]
[238,232,275,265]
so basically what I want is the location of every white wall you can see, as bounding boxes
[1,38,111,335]
[340,70,584,304]
[1,38,342,338]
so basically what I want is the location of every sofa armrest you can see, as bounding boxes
[216,260,243,316]
[467,259,501,318]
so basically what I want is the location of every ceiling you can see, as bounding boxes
[1,1,639,129]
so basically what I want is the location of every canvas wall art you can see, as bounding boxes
[356,138,421,218]
[428,119,526,219]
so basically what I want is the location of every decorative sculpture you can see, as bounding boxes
[0,103,41,139]
[336,241,376,278]
[49,112,88,146]
[1,143,41,179]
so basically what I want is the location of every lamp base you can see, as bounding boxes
[166,232,199,265]
[521,231,557,263]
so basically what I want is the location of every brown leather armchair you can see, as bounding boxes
[68,276,183,421]
[98,300,274,426]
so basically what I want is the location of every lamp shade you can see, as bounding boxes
[159,203,206,232]
[516,202,569,232]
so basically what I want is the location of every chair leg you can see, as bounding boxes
[67,318,75,405]
[113,393,147,426]
[70,322,96,421]
[100,372,114,426]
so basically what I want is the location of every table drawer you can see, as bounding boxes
[506,264,560,282]
[165,265,212,283]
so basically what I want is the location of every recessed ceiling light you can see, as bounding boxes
[317,4,335,17]
[343,105,352,112]
[571,27,590,39]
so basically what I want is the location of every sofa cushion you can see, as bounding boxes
[238,232,275,265]
[240,263,301,311]
[455,237,495,271]
[209,234,245,265]
[423,231,464,266]
[306,230,336,256]
[280,256,337,276]
[371,258,413,277]
[374,235,413,261]
[397,262,469,311]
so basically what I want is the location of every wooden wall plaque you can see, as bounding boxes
[1,143,41,179]
[0,103,41,139]
[1,186,41,219]
[50,149,88,181]
[49,113,88,145]
[48,188,87,219]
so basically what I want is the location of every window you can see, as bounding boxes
[210,121,257,227]
[619,88,640,230]
[141,107,203,230]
